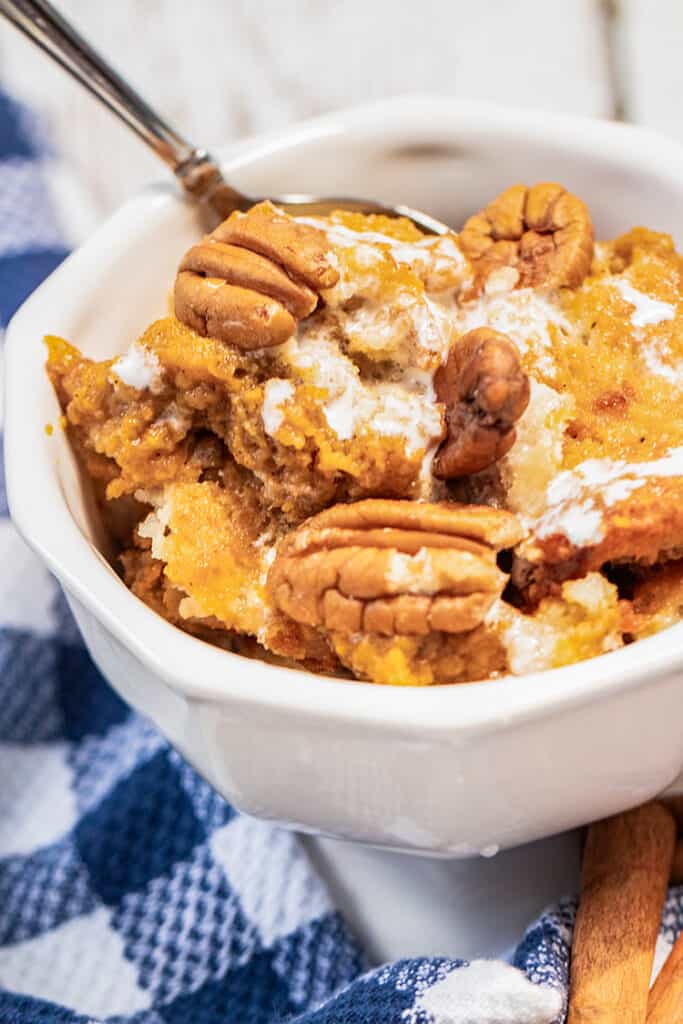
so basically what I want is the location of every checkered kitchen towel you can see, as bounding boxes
[1,84,680,1024]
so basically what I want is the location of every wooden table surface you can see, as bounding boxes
[0,0,681,240]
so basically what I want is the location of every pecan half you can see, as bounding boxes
[179,241,318,319]
[460,183,594,292]
[174,273,297,350]
[268,499,523,636]
[213,201,340,292]
[433,328,530,479]
[174,200,339,349]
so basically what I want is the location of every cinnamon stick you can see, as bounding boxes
[663,796,683,833]
[647,930,683,1023]
[672,838,683,885]
[567,802,675,1024]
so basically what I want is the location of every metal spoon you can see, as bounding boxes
[0,0,450,234]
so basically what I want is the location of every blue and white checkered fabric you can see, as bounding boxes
[2,85,682,1024]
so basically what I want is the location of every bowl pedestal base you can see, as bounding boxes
[304,830,581,963]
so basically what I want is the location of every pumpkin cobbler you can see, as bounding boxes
[46,184,683,685]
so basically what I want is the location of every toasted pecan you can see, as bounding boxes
[212,200,340,292]
[460,182,594,292]
[179,241,318,319]
[433,327,530,479]
[174,200,339,348]
[268,499,523,636]
[174,272,296,350]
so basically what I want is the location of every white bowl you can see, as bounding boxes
[6,97,683,857]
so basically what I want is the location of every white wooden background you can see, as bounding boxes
[1,0,682,242]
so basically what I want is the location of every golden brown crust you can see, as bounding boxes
[331,626,508,685]
[460,182,594,292]
[522,478,683,581]
[269,499,522,636]
[433,328,530,479]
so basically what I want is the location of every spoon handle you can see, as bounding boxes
[0,0,244,207]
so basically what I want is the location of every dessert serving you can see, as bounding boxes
[46,182,683,686]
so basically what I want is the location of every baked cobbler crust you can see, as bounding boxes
[46,185,683,685]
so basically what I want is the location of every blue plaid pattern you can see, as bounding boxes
[2,84,682,1023]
